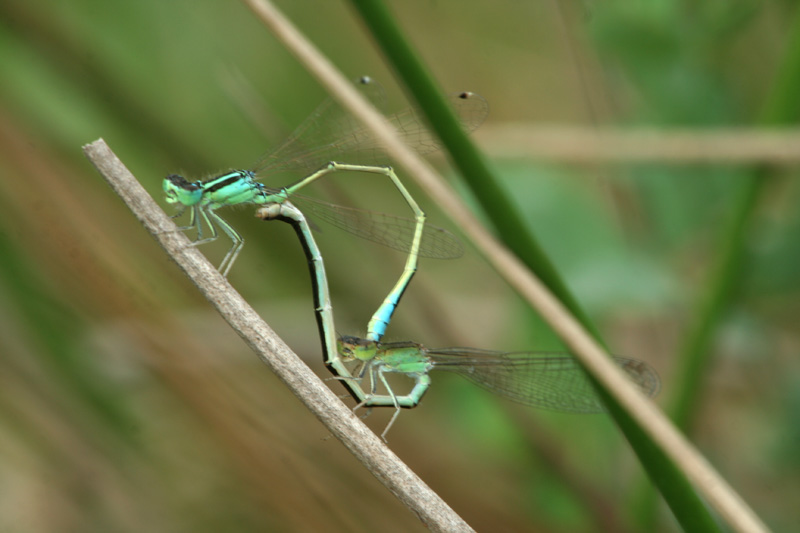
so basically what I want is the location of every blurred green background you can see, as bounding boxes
[2,0,799,531]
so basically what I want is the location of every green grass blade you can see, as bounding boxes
[347,1,722,531]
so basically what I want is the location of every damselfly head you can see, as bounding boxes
[163,174,202,205]
[338,335,379,362]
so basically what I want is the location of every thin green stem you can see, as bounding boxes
[347,1,722,531]
[670,176,762,429]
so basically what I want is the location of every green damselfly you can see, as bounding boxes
[338,336,661,440]
[165,77,487,342]
[259,199,660,442]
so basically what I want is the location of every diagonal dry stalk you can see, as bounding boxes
[82,138,473,533]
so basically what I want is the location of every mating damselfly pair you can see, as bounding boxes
[164,78,660,440]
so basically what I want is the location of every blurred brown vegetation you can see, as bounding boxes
[1,1,798,531]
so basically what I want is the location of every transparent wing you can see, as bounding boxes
[250,78,488,176]
[427,348,660,413]
[287,193,464,260]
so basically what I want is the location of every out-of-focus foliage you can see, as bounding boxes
[0,0,797,531]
